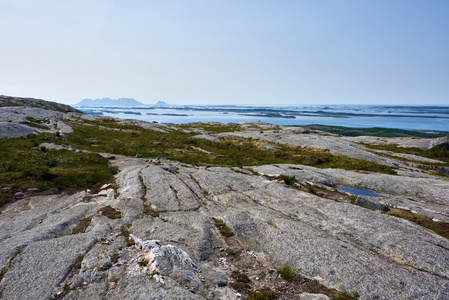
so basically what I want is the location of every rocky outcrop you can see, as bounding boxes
[344,135,449,150]
[1,155,449,299]
[212,128,400,166]
[0,95,81,113]
[0,122,35,138]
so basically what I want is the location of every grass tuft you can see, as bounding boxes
[278,264,296,280]
[281,175,296,185]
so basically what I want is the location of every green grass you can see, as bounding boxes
[65,120,396,174]
[0,119,400,207]
[280,175,296,185]
[0,133,117,206]
[278,264,296,280]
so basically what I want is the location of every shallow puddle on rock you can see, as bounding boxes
[337,186,381,197]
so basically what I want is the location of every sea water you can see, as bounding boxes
[76,105,449,132]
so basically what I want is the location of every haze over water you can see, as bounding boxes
[78,105,449,132]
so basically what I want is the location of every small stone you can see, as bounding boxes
[162,165,177,174]
[236,293,242,297]
[136,154,142,158]
[75,149,83,153]
[14,192,24,199]
[150,158,161,164]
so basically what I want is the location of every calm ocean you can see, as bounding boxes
[77,105,449,132]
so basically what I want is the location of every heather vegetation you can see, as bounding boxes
[0,132,117,206]
[66,119,396,174]
[1,118,405,206]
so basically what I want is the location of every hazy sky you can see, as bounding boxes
[1,1,448,106]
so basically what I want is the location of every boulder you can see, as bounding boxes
[354,195,390,212]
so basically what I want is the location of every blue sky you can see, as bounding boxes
[1,0,448,105]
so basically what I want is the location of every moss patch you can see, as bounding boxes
[98,205,121,219]
[71,216,93,234]
[213,218,234,237]
[248,289,277,300]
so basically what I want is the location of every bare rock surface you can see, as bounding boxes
[1,155,449,299]
[0,95,80,113]
[1,102,449,299]
[0,122,36,138]
[345,135,449,150]
[0,234,97,300]
[251,164,449,221]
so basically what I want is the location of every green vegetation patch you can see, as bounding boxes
[303,125,448,138]
[65,121,396,175]
[280,175,296,185]
[278,264,296,280]
[0,133,117,207]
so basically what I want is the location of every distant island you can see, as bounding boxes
[76,97,143,106]
[155,101,168,106]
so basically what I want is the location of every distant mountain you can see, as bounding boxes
[76,98,143,106]
[155,101,168,106]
